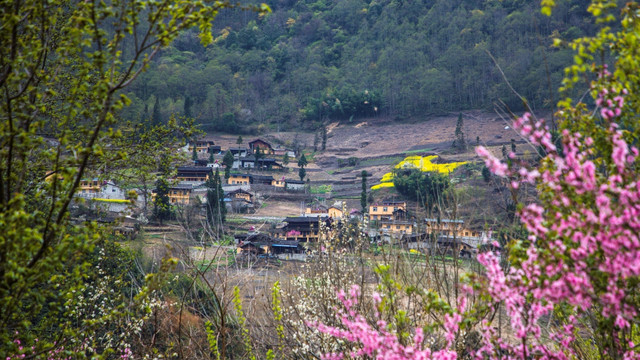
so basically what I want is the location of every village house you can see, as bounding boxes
[236,232,304,256]
[227,188,252,203]
[369,201,407,222]
[248,138,274,155]
[193,159,208,167]
[328,206,344,219]
[228,173,251,185]
[238,156,284,170]
[209,145,222,154]
[424,218,479,238]
[379,208,414,234]
[167,183,193,205]
[280,216,329,242]
[176,166,213,183]
[225,188,254,213]
[79,178,102,195]
[250,174,274,185]
[228,147,248,158]
[285,179,305,191]
[189,138,215,154]
[271,177,286,187]
[305,204,328,216]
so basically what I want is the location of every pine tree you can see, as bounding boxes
[184,95,192,118]
[236,135,243,144]
[361,170,368,213]
[282,152,290,166]
[152,96,162,126]
[297,153,308,168]
[192,140,198,161]
[206,169,226,238]
[299,167,306,182]
[454,113,466,150]
[511,138,517,154]
[153,177,172,225]
[222,150,235,179]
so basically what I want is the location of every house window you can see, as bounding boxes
[373,207,377,212]
[396,225,400,230]
[393,207,398,211]
[383,207,387,212]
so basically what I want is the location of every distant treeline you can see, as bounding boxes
[121,0,595,132]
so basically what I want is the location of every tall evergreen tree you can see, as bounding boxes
[152,96,162,126]
[184,95,192,118]
[192,141,198,161]
[282,152,290,166]
[206,169,226,237]
[298,167,306,182]
[361,170,368,213]
[454,113,466,150]
[236,135,243,144]
[153,177,172,225]
[222,150,235,179]
[297,153,308,168]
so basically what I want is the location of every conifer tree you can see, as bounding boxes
[153,177,172,225]
[361,170,368,213]
[184,95,192,118]
[206,169,226,237]
[223,150,235,179]
[152,96,162,126]
[297,153,308,168]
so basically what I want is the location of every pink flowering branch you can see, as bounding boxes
[474,86,640,358]
[308,285,462,360]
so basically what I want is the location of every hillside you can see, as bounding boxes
[121,0,596,131]
[210,110,534,227]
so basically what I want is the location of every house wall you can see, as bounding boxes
[169,189,190,205]
[228,175,250,185]
[250,141,274,154]
[424,222,478,237]
[328,207,343,219]
[79,180,101,194]
[233,193,251,202]
[381,222,413,234]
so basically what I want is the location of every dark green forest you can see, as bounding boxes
[123,0,595,132]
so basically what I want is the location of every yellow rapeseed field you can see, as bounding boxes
[371,155,467,190]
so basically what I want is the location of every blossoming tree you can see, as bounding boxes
[310,1,640,359]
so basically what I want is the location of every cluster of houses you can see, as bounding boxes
[235,199,491,259]
[72,137,303,216]
[190,138,294,171]
[163,137,305,211]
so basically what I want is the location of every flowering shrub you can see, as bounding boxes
[308,285,463,360]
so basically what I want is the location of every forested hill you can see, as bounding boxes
[122,0,594,132]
